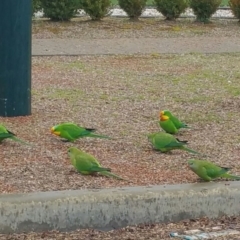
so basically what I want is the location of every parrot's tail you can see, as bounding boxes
[182,146,202,155]
[99,171,127,181]
[89,134,111,139]
[85,128,96,132]
[11,136,33,146]
[221,173,240,180]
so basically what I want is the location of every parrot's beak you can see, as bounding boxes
[50,127,56,134]
[51,127,61,136]
[160,111,164,116]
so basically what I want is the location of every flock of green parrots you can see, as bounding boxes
[0,110,240,183]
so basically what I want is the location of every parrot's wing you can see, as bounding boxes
[151,138,164,148]
[170,115,189,129]
[74,154,99,172]
[79,126,96,132]
[167,114,180,126]
[77,151,101,166]
[64,125,93,138]
[159,120,178,134]
[77,129,95,137]
[76,155,110,173]
[60,130,76,141]
[0,133,14,142]
[148,133,180,149]
[165,140,186,148]
[70,155,77,168]
[74,151,106,172]
[196,166,212,181]
[0,125,17,135]
[171,115,180,123]
[90,166,111,172]
[6,129,16,136]
[205,166,229,179]
[0,133,14,138]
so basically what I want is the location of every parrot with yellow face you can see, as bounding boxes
[51,122,111,142]
[160,110,189,130]
[159,112,178,134]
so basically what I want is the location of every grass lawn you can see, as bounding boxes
[1,52,240,193]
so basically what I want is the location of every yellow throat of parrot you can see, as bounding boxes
[50,127,60,136]
[160,114,169,121]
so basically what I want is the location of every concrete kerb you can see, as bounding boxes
[0,181,240,233]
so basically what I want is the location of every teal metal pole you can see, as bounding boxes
[0,0,32,117]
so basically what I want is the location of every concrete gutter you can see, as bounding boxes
[0,181,240,233]
[32,37,240,56]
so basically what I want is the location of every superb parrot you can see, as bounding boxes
[188,159,240,181]
[160,110,189,129]
[0,124,31,145]
[159,112,178,134]
[147,132,202,155]
[51,122,111,142]
[68,147,126,180]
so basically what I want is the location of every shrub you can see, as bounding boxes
[81,0,112,21]
[229,0,240,20]
[190,0,221,23]
[32,0,42,16]
[41,0,79,21]
[118,0,147,21]
[154,0,189,20]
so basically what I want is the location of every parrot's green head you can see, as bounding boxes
[188,159,197,170]
[51,125,61,136]
[68,147,81,166]
[161,110,173,118]
[68,147,80,157]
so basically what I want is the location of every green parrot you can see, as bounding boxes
[51,122,111,142]
[159,112,178,134]
[160,110,189,129]
[0,124,31,145]
[147,132,202,155]
[188,159,240,181]
[68,147,126,180]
